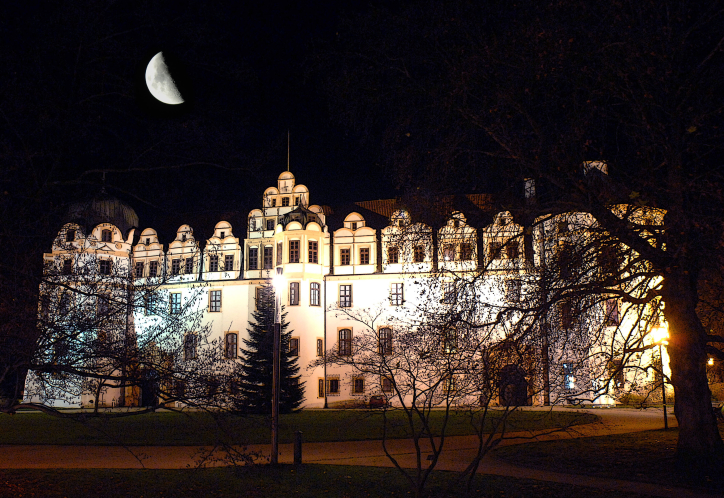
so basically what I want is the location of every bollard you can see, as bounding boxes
[294,430,303,465]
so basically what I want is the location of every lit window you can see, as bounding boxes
[289,282,300,305]
[224,255,234,272]
[339,284,352,308]
[310,282,320,306]
[381,377,393,393]
[282,197,290,207]
[379,328,393,355]
[460,243,473,260]
[414,245,425,263]
[209,255,219,272]
[65,229,75,242]
[226,333,238,359]
[185,258,194,274]
[249,248,258,270]
[170,293,182,315]
[172,259,181,275]
[388,246,399,264]
[338,329,352,356]
[563,363,575,390]
[353,377,365,394]
[264,246,273,269]
[62,259,72,275]
[390,283,403,306]
[317,338,324,356]
[360,247,370,265]
[101,229,112,242]
[209,290,221,312]
[184,334,197,360]
[289,337,299,356]
[149,261,158,278]
[99,259,111,275]
[134,261,144,278]
[289,240,300,263]
[308,240,318,264]
[340,248,350,265]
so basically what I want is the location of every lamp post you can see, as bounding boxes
[652,326,669,430]
[271,271,285,464]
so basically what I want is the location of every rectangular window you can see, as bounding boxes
[339,284,352,307]
[170,293,182,315]
[144,294,157,316]
[209,255,219,272]
[289,337,299,356]
[310,282,320,306]
[277,243,283,266]
[282,197,290,207]
[339,329,352,356]
[318,378,325,397]
[248,248,258,270]
[294,196,299,205]
[149,261,158,277]
[388,246,399,264]
[185,258,194,274]
[62,259,73,275]
[99,259,111,275]
[414,245,425,263]
[263,246,273,269]
[360,247,370,265]
[489,241,502,260]
[225,333,238,359]
[353,377,365,394]
[184,334,197,360]
[308,240,318,263]
[605,299,620,326]
[351,222,357,230]
[266,218,275,230]
[65,228,76,242]
[289,282,300,305]
[209,290,222,312]
[289,240,300,263]
[225,254,234,271]
[390,283,403,306]
[340,248,350,265]
[171,259,180,275]
[327,378,340,395]
[101,229,112,242]
[381,377,393,393]
[379,328,393,355]
[134,261,144,278]
[317,338,324,356]
[506,243,520,260]
[460,243,473,261]
[443,245,455,261]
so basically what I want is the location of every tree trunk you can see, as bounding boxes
[663,269,723,464]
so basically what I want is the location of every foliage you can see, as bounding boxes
[238,284,304,414]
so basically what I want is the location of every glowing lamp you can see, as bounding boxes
[708,357,714,366]
[273,272,286,291]
[651,326,669,346]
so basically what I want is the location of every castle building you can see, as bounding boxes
[29,170,670,409]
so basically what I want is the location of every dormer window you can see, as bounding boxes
[272,198,277,207]
[145,238,150,246]
[398,220,404,227]
[182,234,187,242]
[294,196,299,206]
[282,197,290,207]
[497,218,506,227]
[101,229,112,242]
[453,220,460,228]
[65,229,76,242]
[351,222,357,230]
[220,231,225,239]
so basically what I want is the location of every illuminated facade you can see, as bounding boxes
[31,170,670,409]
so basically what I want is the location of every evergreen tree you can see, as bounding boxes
[238,284,304,413]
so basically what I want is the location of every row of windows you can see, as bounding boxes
[133,255,234,278]
[248,240,319,269]
[317,376,393,397]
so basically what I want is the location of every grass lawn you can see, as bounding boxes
[493,424,724,493]
[0,409,596,446]
[0,464,652,498]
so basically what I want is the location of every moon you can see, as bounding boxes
[145,52,184,105]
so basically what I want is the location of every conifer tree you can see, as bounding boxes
[238,284,304,413]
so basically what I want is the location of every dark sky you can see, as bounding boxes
[2,1,396,236]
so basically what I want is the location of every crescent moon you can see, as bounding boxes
[145,52,184,105]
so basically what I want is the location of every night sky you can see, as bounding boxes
[2,1,397,238]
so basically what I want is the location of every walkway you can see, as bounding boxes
[0,407,715,497]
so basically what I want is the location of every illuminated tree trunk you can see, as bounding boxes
[664,268,723,463]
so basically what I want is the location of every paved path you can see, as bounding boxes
[0,407,716,497]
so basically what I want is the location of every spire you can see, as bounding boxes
[287,130,290,172]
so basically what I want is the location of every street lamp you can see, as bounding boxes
[271,271,285,464]
[651,326,669,430]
